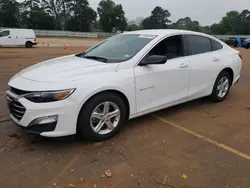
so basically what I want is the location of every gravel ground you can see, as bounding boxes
[0,46,250,188]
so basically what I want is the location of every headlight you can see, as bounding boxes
[24,89,75,103]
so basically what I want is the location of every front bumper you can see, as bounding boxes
[16,121,57,135]
[7,92,79,137]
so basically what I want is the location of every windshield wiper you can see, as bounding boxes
[84,56,107,62]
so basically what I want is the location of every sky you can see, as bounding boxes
[17,0,250,26]
[88,0,250,26]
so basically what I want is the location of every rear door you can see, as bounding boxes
[0,30,14,45]
[184,35,223,99]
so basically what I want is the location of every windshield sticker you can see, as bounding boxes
[124,54,131,58]
[138,34,157,39]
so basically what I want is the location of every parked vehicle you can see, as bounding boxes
[0,29,37,48]
[224,37,237,47]
[7,30,242,141]
[242,39,250,49]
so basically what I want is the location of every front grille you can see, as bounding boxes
[7,87,27,121]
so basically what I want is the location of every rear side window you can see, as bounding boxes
[185,35,212,55]
[0,30,10,37]
[211,39,223,51]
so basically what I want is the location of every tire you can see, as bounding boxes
[209,71,231,102]
[77,92,127,141]
[25,41,32,48]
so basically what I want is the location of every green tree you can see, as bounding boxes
[142,6,171,29]
[127,23,141,31]
[20,0,55,29]
[219,11,239,34]
[22,0,39,9]
[209,10,250,34]
[201,26,212,34]
[41,0,62,29]
[97,0,127,32]
[209,23,223,34]
[60,0,70,30]
[141,17,151,29]
[171,17,201,32]
[0,0,20,27]
[236,9,250,34]
[20,6,55,29]
[66,0,96,32]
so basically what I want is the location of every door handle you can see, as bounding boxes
[213,57,220,62]
[8,36,11,38]
[179,63,189,68]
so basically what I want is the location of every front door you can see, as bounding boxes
[134,35,190,113]
[0,30,14,46]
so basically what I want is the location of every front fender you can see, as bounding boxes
[73,70,136,119]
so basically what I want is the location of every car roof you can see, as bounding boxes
[1,29,34,32]
[122,29,211,38]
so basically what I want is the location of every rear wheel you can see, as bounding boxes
[209,71,231,102]
[25,41,32,48]
[77,92,126,141]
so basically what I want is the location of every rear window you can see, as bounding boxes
[211,39,223,51]
[0,30,10,37]
[185,35,212,55]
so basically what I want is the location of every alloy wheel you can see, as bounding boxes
[217,76,229,98]
[90,101,121,135]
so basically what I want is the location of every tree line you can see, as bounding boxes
[0,0,250,34]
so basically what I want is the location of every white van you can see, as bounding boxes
[0,29,37,48]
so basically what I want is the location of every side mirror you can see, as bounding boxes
[140,55,167,66]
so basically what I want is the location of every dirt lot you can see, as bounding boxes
[0,46,250,188]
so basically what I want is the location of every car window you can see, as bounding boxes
[185,35,212,55]
[211,39,223,51]
[146,35,184,60]
[0,30,10,37]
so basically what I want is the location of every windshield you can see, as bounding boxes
[81,34,157,63]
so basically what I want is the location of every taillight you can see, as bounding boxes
[239,54,243,60]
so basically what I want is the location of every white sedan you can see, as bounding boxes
[7,30,242,141]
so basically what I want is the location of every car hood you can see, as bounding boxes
[15,55,119,83]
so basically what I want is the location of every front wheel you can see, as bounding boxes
[77,92,126,141]
[25,41,32,48]
[209,71,231,102]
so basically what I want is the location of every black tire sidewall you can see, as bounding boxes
[77,93,126,141]
[210,71,231,102]
[25,42,32,48]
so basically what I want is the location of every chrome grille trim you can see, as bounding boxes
[6,87,27,121]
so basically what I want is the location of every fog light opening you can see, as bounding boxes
[29,115,58,126]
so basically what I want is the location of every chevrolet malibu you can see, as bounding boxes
[7,30,242,141]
